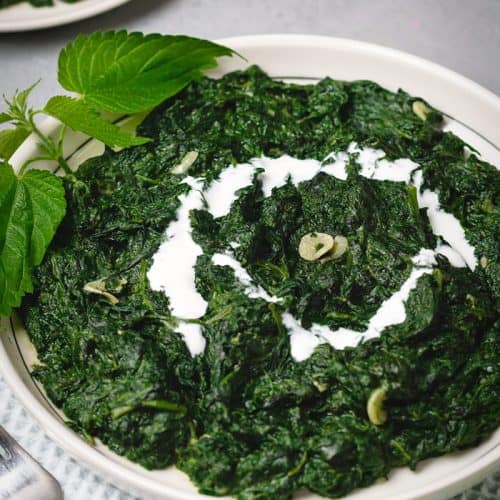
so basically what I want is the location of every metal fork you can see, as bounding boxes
[0,426,63,500]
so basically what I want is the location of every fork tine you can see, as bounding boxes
[0,426,63,500]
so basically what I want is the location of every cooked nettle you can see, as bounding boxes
[0,31,235,316]
[2,33,498,499]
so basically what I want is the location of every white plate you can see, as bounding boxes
[0,35,499,500]
[0,0,132,32]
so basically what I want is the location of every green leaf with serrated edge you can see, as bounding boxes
[45,96,150,148]
[15,81,39,112]
[22,169,66,266]
[0,162,33,316]
[0,128,30,160]
[0,83,40,159]
[0,162,17,252]
[0,162,66,316]
[58,31,235,114]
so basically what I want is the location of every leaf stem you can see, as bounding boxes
[287,451,308,477]
[28,112,73,175]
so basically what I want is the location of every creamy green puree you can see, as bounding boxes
[21,67,499,499]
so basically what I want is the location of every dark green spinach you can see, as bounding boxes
[21,67,499,499]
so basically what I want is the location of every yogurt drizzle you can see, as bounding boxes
[284,250,436,361]
[148,143,478,360]
[211,253,280,303]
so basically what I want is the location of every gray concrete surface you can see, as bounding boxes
[0,0,499,109]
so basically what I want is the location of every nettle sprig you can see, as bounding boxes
[0,31,234,316]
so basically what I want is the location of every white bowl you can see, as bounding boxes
[0,0,133,32]
[1,35,499,500]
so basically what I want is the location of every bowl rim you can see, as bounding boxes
[0,0,133,33]
[0,34,499,500]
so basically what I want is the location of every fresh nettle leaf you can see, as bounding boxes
[0,128,30,160]
[45,96,150,148]
[0,162,32,316]
[57,31,235,114]
[1,84,74,175]
[21,169,67,266]
[1,82,40,124]
[0,83,39,160]
[0,113,12,124]
[0,162,66,316]
[0,30,234,316]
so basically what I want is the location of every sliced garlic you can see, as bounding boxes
[172,151,199,174]
[412,101,431,121]
[313,380,328,393]
[331,235,349,259]
[83,279,120,305]
[319,235,349,263]
[299,232,334,261]
[367,387,388,426]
